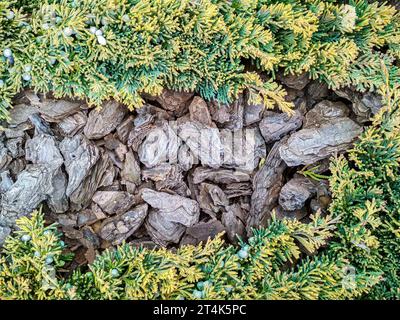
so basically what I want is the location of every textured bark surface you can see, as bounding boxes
[0,76,367,258]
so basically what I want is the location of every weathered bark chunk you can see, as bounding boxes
[99,204,148,244]
[92,191,136,215]
[335,88,383,123]
[189,96,214,127]
[84,101,127,139]
[60,135,100,197]
[277,72,310,90]
[279,176,317,211]
[280,101,362,166]
[121,151,141,188]
[138,123,180,168]
[57,111,87,137]
[142,164,189,196]
[221,204,246,243]
[142,189,199,246]
[247,137,288,231]
[155,89,193,112]
[192,167,250,184]
[25,91,84,122]
[244,103,264,126]
[198,183,229,217]
[259,109,303,144]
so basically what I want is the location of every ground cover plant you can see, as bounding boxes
[0,0,399,300]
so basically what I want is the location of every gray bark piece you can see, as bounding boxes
[304,100,349,128]
[0,171,13,193]
[0,226,11,246]
[8,103,39,126]
[198,183,229,217]
[0,163,63,227]
[155,89,193,112]
[138,122,180,168]
[177,144,196,171]
[69,152,111,211]
[222,127,266,171]
[24,132,68,213]
[142,189,200,245]
[225,182,252,198]
[128,123,156,152]
[58,111,87,137]
[259,109,303,144]
[178,121,223,168]
[280,117,362,167]
[25,134,63,166]
[121,151,141,187]
[247,137,288,231]
[28,113,53,135]
[84,101,127,139]
[25,92,83,122]
[189,96,214,127]
[142,164,189,197]
[138,127,169,167]
[279,176,317,211]
[47,169,69,213]
[0,145,11,170]
[99,204,148,245]
[221,204,246,244]
[6,137,25,158]
[92,191,136,215]
[192,167,250,184]
[117,115,134,144]
[60,135,100,197]
[334,88,383,123]
[244,103,264,126]
[279,100,361,167]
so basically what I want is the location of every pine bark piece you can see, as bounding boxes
[0,163,65,228]
[142,189,200,246]
[155,89,194,112]
[247,137,288,232]
[25,91,84,122]
[121,151,141,187]
[198,183,229,217]
[84,101,127,139]
[279,100,362,167]
[117,115,134,144]
[244,103,265,126]
[92,191,136,215]
[57,111,87,137]
[259,109,303,144]
[8,103,39,126]
[99,204,148,245]
[279,176,317,211]
[0,144,11,170]
[25,134,63,166]
[334,88,383,123]
[142,164,190,197]
[178,121,223,168]
[138,123,180,168]
[221,204,246,244]
[192,167,251,184]
[189,96,215,127]
[60,135,100,197]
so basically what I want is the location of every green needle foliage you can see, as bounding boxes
[0,0,399,120]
